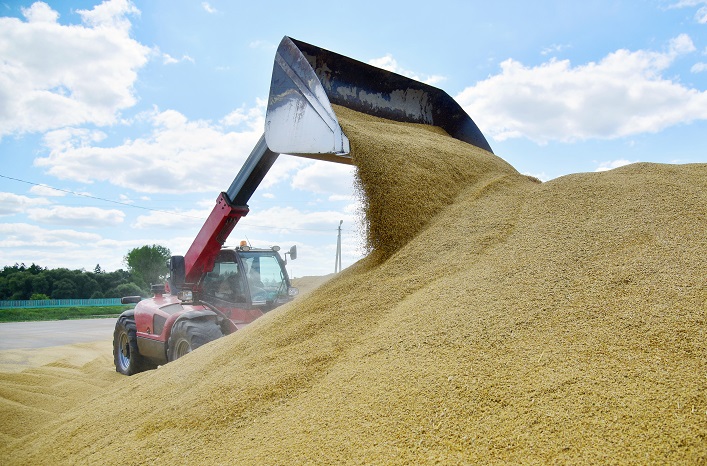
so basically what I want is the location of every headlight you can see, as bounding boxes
[287,286,299,297]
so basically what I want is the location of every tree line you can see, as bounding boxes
[0,245,171,301]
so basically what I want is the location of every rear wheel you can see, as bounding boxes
[167,319,223,362]
[113,315,155,375]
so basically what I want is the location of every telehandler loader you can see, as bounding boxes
[113,36,493,375]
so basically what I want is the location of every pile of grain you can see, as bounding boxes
[290,274,335,297]
[1,108,705,464]
[0,342,120,445]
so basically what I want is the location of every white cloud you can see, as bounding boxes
[201,2,217,14]
[692,62,707,72]
[162,53,195,65]
[290,160,356,196]
[41,127,107,152]
[0,0,149,139]
[34,105,266,194]
[221,99,268,129]
[0,192,51,214]
[77,0,140,31]
[668,34,696,54]
[133,208,207,229]
[240,206,356,235]
[458,35,707,144]
[595,159,638,172]
[21,2,58,23]
[668,0,707,22]
[541,43,571,56]
[329,194,356,202]
[0,222,101,248]
[0,222,169,271]
[699,6,707,22]
[29,185,66,197]
[26,206,125,227]
[368,54,445,86]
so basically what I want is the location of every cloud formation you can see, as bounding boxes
[368,55,445,86]
[458,35,707,144]
[0,192,51,215]
[291,161,355,196]
[669,0,707,23]
[0,222,101,248]
[27,205,126,227]
[0,0,149,139]
[34,106,266,194]
[0,222,161,271]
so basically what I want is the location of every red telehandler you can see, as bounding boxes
[113,37,493,375]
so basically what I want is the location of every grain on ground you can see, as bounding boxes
[1,108,705,464]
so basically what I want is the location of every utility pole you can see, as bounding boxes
[335,220,343,273]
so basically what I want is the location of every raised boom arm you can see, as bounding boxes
[168,36,493,294]
[181,136,279,285]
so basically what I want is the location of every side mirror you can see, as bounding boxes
[284,245,297,264]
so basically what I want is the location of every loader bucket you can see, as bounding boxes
[265,36,493,163]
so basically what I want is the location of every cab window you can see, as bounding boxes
[203,259,246,303]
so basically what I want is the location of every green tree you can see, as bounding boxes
[95,269,131,294]
[0,263,145,300]
[82,278,101,297]
[124,244,171,290]
[31,274,50,296]
[109,282,144,298]
[8,272,33,300]
[52,278,78,299]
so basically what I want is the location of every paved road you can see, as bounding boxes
[0,318,117,350]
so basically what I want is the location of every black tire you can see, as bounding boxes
[113,315,155,375]
[167,319,223,362]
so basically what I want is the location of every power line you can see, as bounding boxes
[0,173,202,218]
[0,173,354,233]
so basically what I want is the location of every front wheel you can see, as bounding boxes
[113,315,155,375]
[167,319,223,362]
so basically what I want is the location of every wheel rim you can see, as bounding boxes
[174,339,191,359]
[117,332,130,370]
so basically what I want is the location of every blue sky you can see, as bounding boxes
[1,0,706,277]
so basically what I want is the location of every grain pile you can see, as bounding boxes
[1,108,706,464]
[290,274,335,297]
[0,342,120,445]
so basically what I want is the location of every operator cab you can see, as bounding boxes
[200,243,298,311]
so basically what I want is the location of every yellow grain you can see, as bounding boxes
[1,108,705,464]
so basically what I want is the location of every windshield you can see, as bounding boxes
[239,252,288,303]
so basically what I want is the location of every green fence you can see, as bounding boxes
[0,298,122,309]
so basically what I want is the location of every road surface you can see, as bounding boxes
[0,318,117,350]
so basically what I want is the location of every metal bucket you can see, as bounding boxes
[265,36,493,163]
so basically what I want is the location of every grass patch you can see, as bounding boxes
[0,306,132,323]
